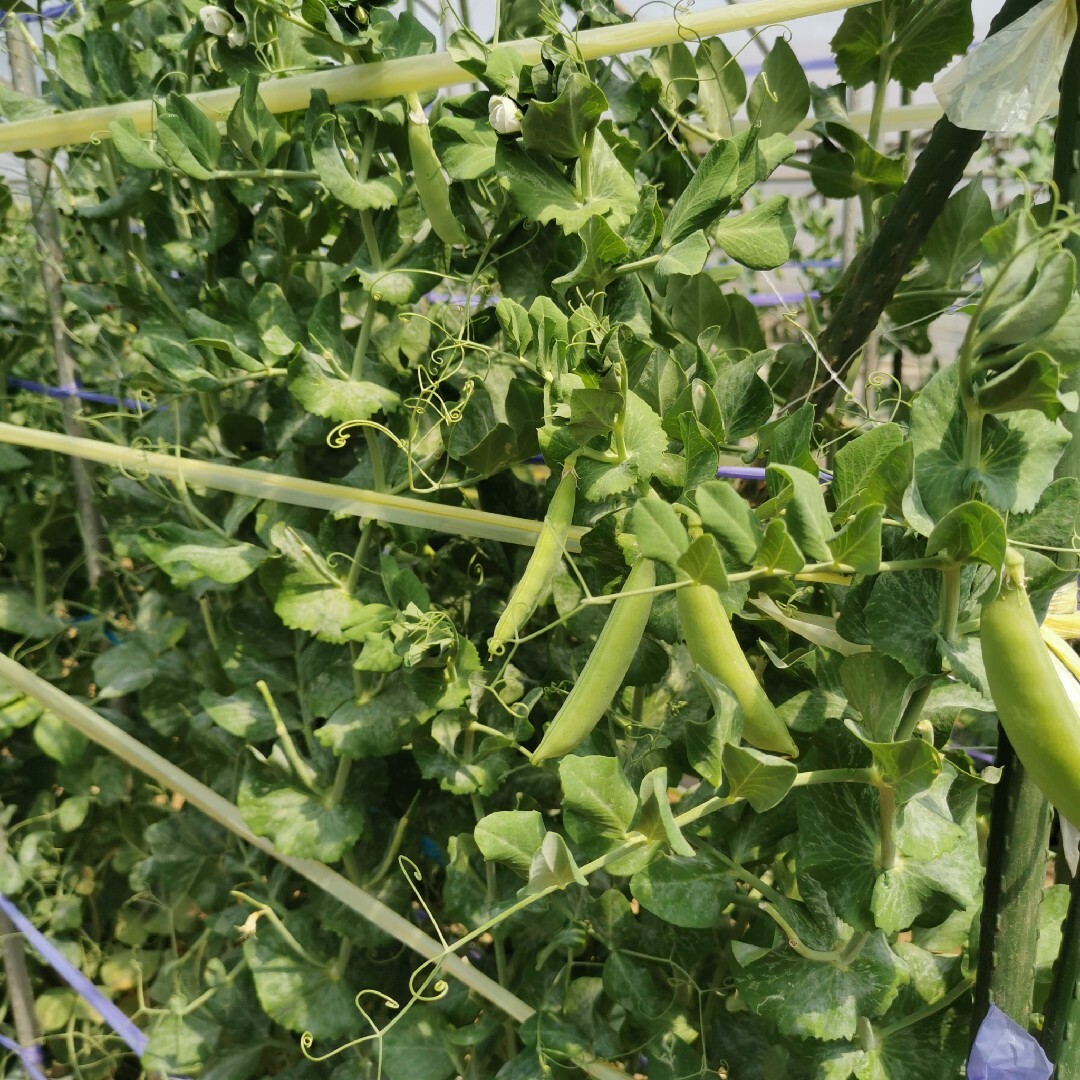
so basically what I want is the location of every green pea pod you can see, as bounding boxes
[981,548,1080,825]
[677,583,798,757]
[488,468,577,659]
[406,93,466,247]
[531,558,655,763]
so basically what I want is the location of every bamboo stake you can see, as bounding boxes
[970,732,1052,1034]
[0,652,626,1080]
[0,422,586,551]
[0,0,877,154]
[5,28,105,586]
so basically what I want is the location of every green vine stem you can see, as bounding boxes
[791,0,1048,414]
[257,680,321,793]
[970,730,1053,1035]
[760,903,853,965]
[878,976,974,1039]
[877,784,898,872]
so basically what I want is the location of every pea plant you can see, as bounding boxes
[1,0,1079,1077]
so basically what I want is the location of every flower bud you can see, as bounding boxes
[488,95,522,135]
[198,4,235,36]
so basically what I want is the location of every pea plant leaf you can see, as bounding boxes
[661,137,741,246]
[721,744,797,811]
[238,762,364,863]
[628,499,690,567]
[227,74,290,168]
[712,195,795,269]
[832,0,973,90]
[316,676,433,758]
[765,464,834,561]
[521,72,608,160]
[911,363,1070,518]
[695,480,764,565]
[630,847,736,929]
[926,501,1007,575]
[746,38,810,137]
[733,928,907,1040]
[525,832,589,894]
[832,423,911,520]
[560,754,638,842]
[138,525,269,588]
[695,38,746,136]
[156,92,221,179]
[474,810,548,876]
[576,392,669,500]
[828,503,883,574]
[244,916,364,1041]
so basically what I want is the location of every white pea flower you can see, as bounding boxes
[226,23,247,48]
[198,4,235,36]
[488,95,523,135]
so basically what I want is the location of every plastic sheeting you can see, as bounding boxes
[935,0,1078,134]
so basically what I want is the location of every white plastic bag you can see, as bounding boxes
[933,0,1077,135]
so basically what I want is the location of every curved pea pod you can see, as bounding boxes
[406,93,466,247]
[530,558,655,764]
[488,468,577,659]
[677,583,798,757]
[981,549,1080,825]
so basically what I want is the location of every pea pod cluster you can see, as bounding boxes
[530,558,655,763]
[677,582,798,757]
[488,467,577,659]
[981,549,1080,826]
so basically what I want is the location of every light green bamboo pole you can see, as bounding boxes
[0,0,877,154]
[0,422,584,551]
[0,651,626,1080]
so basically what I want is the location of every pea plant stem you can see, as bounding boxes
[879,975,974,1039]
[761,903,850,964]
[791,767,876,787]
[877,785,898,872]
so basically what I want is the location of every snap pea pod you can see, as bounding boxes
[981,548,1080,825]
[406,93,466,247]
[677,583,798,757]
[530,558,655,764]
[488,467,577,659]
